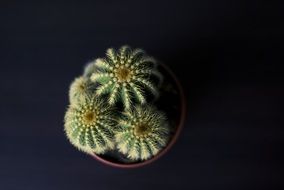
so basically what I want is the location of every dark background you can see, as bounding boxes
[0,0,283,189]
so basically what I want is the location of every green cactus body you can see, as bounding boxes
[90,46,163,110]
[64,46,173,163]
[83,61,97,78]
[64,96,116,154]
[69,76,95,106]
[115,106,170,161]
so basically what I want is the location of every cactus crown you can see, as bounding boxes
[64,45,171,163]
[90,45,162,110]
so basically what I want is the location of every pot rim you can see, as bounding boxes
[91,62,187,168]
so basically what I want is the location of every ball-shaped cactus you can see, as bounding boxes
[115,105,170,161]
[90,45,163,110]
[64,95,116,155]
[83,61,97,78]
[69,76,96,106]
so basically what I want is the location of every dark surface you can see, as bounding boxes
[0,0,283,190]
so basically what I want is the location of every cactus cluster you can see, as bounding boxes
[64,45,171,162]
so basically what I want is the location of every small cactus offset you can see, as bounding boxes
[115,105,170,161]
[69,76,95,105]
[90,45,163,110]
[64,95,116,154]
[83,61,97,78]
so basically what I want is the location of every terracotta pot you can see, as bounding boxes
[91,62,186,168]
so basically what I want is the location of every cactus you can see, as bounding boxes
[64,45,174,163]
[115,105,169,161]
[64,95,116,155]
[90,45,163,110]
[69,76,95,106]
[83,61,97,78]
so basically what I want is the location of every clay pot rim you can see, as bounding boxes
[91,62,187,168]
